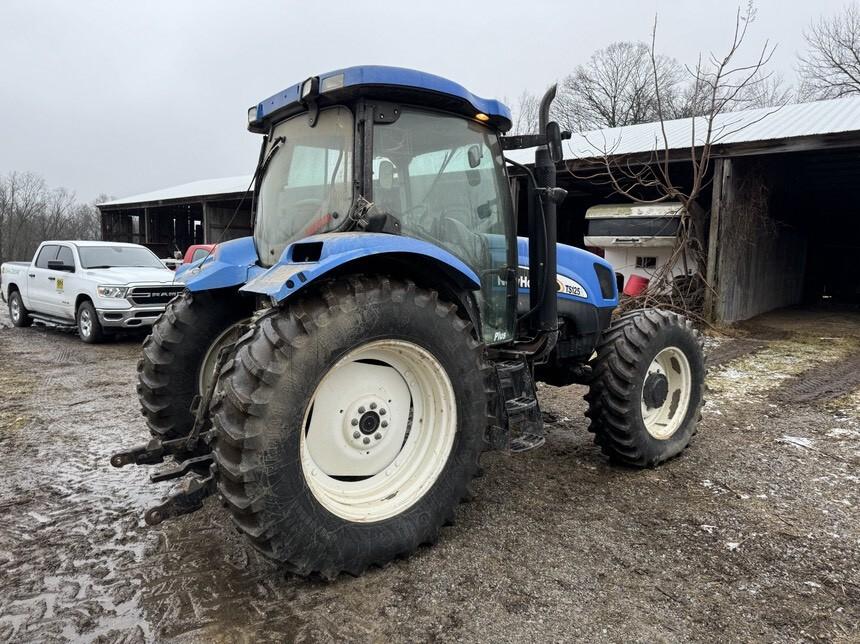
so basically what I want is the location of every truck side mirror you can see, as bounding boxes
[546,121,563,164]
[47,259,74,273]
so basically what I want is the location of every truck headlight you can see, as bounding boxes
[97,285,127,298]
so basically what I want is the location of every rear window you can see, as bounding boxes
[191,248,210,263]
[35,245,59,268]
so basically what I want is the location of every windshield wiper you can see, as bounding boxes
[86,265,114,269]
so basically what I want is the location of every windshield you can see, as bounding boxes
[372,108,516,343]
[79,246,164,269]
[255,106,354,265]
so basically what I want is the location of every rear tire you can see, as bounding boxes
[585,309,705,467]
[137,289,254,441]
[211,275,493,578]
[77,300,105,344]
[8,290,32,327]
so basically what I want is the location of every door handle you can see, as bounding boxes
[48,276,56,281]
[28,273,35,277]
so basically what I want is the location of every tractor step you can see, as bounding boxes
[495,357,545,452]
[510,432,546,453]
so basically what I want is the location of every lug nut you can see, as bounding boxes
[353,431,360,439]
[374,432,382,440]
[370,402,377,409]
[380,408,387,416]
[358,406,366,414]
[363,437,370,445]
[381,421,388,428]
[351,418,359,426]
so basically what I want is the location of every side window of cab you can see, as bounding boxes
[34,245,59,268]
[56,246,76,271]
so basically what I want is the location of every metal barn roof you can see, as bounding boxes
[508,94,860,163]
[99,175,253,208]
[99,96,860,209]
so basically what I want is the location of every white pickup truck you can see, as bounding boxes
[1,241,184,343]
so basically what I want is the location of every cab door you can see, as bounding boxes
[27,244,59,314]
[48,245,78,320]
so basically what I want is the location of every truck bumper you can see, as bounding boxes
[96,306,165,329]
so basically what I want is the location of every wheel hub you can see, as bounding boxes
[642,372,669,409]
[359,410,381,435]
[343,397,391,450]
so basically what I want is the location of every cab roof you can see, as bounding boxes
[248,65,512,134]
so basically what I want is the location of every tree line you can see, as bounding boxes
[0,172,106,265]
[511,2,860,134]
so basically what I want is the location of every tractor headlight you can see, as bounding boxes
[97,285,127,298]
[247,106,258,125]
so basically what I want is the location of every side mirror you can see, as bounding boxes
[47,260,74,273]
[467,144,483,169]
[546,121,563,163]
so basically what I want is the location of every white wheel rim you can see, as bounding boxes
[300,339,457,523]
[641,346,692,440]
[79,309,92,337]
[198,319,250,395]
[10,296,20,321]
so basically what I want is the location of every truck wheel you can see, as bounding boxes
[137,289,254,441]
[211,276,492,578]
[585,309,704,467]
[8,290,32,327]
[77,300,106,344]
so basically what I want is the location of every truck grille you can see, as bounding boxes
[128,286,184,305]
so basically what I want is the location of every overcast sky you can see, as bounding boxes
[0,0,849,201]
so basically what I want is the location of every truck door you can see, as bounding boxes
[48,245,78,320]
[27,244,60,314]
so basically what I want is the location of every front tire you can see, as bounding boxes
[137,289,254,441]
[8,290,32,327]
[211,276,493,578]
[77,300,105,344]
[585,309,705,467]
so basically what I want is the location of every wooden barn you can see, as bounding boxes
[508,94,860,323]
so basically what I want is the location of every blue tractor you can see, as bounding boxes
[115,67,705,578]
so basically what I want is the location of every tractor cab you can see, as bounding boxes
[247,66,518,344]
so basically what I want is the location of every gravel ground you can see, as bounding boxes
[0,306,858,643]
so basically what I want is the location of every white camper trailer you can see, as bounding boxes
[584,202,694,294]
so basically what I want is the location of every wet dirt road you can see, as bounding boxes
[0,308,858,643]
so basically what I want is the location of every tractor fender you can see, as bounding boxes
[239,232,481,303]
[178,236,266,292]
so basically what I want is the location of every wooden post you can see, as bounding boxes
[202,201,209,244]
[704,158,729,323]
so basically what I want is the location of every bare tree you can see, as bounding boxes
[572,3,778,318]
[0,172,103,264]
[511,90,540,135]
[798,2,860,100]
[554,41,686,132]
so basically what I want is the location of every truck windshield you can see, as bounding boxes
[79,246,164,269]
[255,106,354,265]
